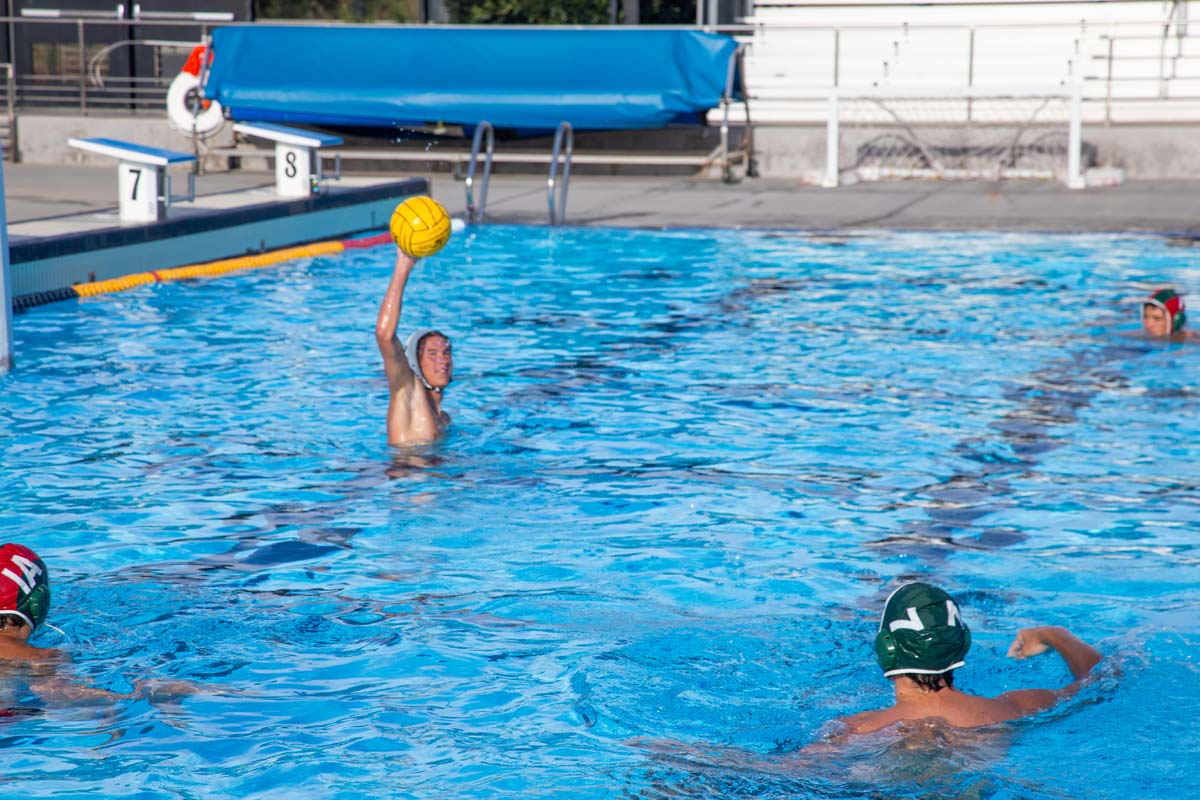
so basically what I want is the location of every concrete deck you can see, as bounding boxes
[5,163,1200,235]
[430,174,1200,234]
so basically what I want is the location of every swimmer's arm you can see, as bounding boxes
[777,717,880,770]
[626,736,784,772]
[28,676,201,705]
[376,249,419,390]
[0,641,64,663]
[28,676,125,704]
[1002,625,1102,714]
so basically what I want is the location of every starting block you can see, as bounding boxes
[232,122,343,198]
[68,138,197,224]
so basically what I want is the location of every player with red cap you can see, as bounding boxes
[0,544,200,705]
[0,543,56,661]
[1142,288,1197,341]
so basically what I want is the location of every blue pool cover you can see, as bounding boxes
[204,25,741,131]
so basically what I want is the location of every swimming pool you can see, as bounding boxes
[1,225,1198,798]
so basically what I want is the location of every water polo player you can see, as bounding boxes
[1141,288,1197,341]
[837,583,1102,733]
[0,542,57,662]
[375,197,455,445]
[0,543,198,705]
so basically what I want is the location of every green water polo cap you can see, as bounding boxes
[874,582,971,678]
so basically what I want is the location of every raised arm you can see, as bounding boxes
[376,249,418,390]
[1001,625,1103,715]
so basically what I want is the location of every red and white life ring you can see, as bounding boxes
[167,45,224,135]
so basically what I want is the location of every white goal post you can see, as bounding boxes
[823,86,1085,190]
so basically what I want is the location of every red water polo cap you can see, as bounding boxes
[0,543,51,631]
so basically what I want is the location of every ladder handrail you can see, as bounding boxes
[87,38,198,87]
[721,42,754,181]
[466,120,494,224]
[547,120,573,226]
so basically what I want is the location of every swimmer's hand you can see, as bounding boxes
[1007,627,1055,660]
[133,677,202,703]
[1006,625,1102,683]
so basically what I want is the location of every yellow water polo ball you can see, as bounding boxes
[390,196,452,259]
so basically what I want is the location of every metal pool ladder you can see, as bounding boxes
[465,121,494,224]
[548,121,573,226]
[466,119,574,226]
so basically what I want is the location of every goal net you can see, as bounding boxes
[823,87,1087,189]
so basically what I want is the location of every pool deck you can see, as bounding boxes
[6,163,1200,235]
[2,164,426,303]
[429,173,1200,235]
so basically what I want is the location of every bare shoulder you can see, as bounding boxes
[838,707,901,735]
[838,693,1040,732]
[0,641,63,663]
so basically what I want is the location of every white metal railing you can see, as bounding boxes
[87,39,202,89]
[733,8,1200,123]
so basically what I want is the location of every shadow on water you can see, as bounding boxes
[869,340,1152,562]
[124,446,464,581]
[476,275,834,448]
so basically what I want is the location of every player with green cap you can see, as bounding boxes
[838,582,1102,733]
[626,582,1105,764]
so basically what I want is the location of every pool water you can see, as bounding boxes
[1,225,1198,798]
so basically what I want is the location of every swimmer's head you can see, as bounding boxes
[875,582,971,681]
[0,543,51,633]
[1142,288,1187,338]
[404,328,453,391]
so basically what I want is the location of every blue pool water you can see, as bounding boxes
[1,225,1198,798]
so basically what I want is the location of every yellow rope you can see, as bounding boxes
[71,240,347,298]
[73,272,157,297]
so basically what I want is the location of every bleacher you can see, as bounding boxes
[721,0,1200,125]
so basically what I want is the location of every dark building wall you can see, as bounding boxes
[4,0,251,105]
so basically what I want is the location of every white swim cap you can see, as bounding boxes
[404,328,442,390]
